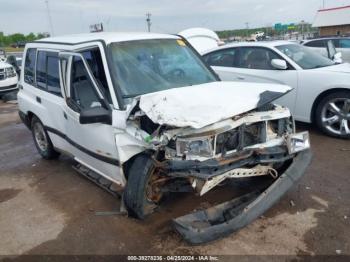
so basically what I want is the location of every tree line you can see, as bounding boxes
[0,32,49,47]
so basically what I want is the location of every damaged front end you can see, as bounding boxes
[122,94,311,243]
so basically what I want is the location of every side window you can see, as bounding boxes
[46,53,61,95]
[204,49,236,67]
[70,56,101,111]
[24,48,36,85]
[80,48,111,103]
[339,39,350,48]
[36,51,47,89]
[237,47,280,70]
[35,51,62,96]
[305,40,325,48]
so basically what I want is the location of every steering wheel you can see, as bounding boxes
[165,68,186,80]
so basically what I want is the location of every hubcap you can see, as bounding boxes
[321,98,350,136]
[33,123,48,152]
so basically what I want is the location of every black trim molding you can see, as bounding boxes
[44,126,120,166]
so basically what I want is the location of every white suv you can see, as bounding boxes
[17,32,311,244]
[0,60,18,97]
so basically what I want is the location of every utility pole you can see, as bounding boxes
[45,0,54,36]
[146,13,152,32]
[245,22,249,39]
[322,0,325,8]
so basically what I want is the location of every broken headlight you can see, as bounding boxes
[176,137,213,157]
[5,67,16,78]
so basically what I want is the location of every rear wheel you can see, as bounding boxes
[31,116,60,159]
[124,154,166,219]
[315,91,350,139]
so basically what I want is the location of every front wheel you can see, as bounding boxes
[124,154,165,219]
[31,116,60,159]
[315,91,350,139]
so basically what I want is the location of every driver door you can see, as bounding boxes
[59,52,123,185]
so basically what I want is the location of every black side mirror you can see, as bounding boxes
[79,107,111,125]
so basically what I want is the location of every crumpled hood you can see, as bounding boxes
[315,62,350,73]
[139,81,291,129]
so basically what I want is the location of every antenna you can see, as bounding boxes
[45,0,54,36]
[146,13,152,32]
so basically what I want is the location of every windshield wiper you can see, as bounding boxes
[122,94,143,99]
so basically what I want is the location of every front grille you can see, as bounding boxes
[215,118,292,155]
[0,68,6,81]
[216,122,265,155]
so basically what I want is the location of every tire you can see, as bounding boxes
[124,154,162,219]
[31,116,60,159]
[315,91,350,139]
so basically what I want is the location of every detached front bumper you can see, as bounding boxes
[173,149,312,245]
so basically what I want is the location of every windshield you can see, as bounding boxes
[276,44,335,69]
[109,39,217,100]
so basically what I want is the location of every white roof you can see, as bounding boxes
[201,41,293,55]
[36,32,179,45]
[313,5,350,27]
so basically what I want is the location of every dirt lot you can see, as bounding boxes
[0,100,349,259]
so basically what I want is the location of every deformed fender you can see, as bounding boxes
[173,150,312,245]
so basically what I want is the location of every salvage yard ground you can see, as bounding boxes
[0,100,349,258]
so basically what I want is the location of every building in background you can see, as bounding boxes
[313,5,350,36]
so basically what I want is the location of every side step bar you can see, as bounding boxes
[72,163,121,198]
[173,150,312,245]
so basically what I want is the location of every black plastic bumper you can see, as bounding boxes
[173,149,312,245]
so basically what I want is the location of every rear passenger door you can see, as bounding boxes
[61,49,122,185]
[21,48,68,152]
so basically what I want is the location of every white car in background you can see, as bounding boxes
[302,37,350,63]
[202,41,350,138]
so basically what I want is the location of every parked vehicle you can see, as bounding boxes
[0,49,6,62]
[17,33,311,244]
[302,37,350,63]
[202,41,350,138]
[0,60,18,98]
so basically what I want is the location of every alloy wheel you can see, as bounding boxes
[33,122,48,152]
[321,98,350,136]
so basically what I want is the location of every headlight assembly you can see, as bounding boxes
[176,137,214,157]
[5,67,16,78]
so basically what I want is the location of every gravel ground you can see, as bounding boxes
[0,101,349,260]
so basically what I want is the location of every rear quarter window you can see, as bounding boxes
[24,48,36,85]
[304,40,325,48]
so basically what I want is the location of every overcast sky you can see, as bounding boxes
[1,0,350,35]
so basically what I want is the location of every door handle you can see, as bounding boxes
[36,96,41,103]
[63,111,67,120]
[237,76,245,80]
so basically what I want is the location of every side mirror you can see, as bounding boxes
[79,107,111,125]
[333,52,343,63]
[271,59,288,70]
